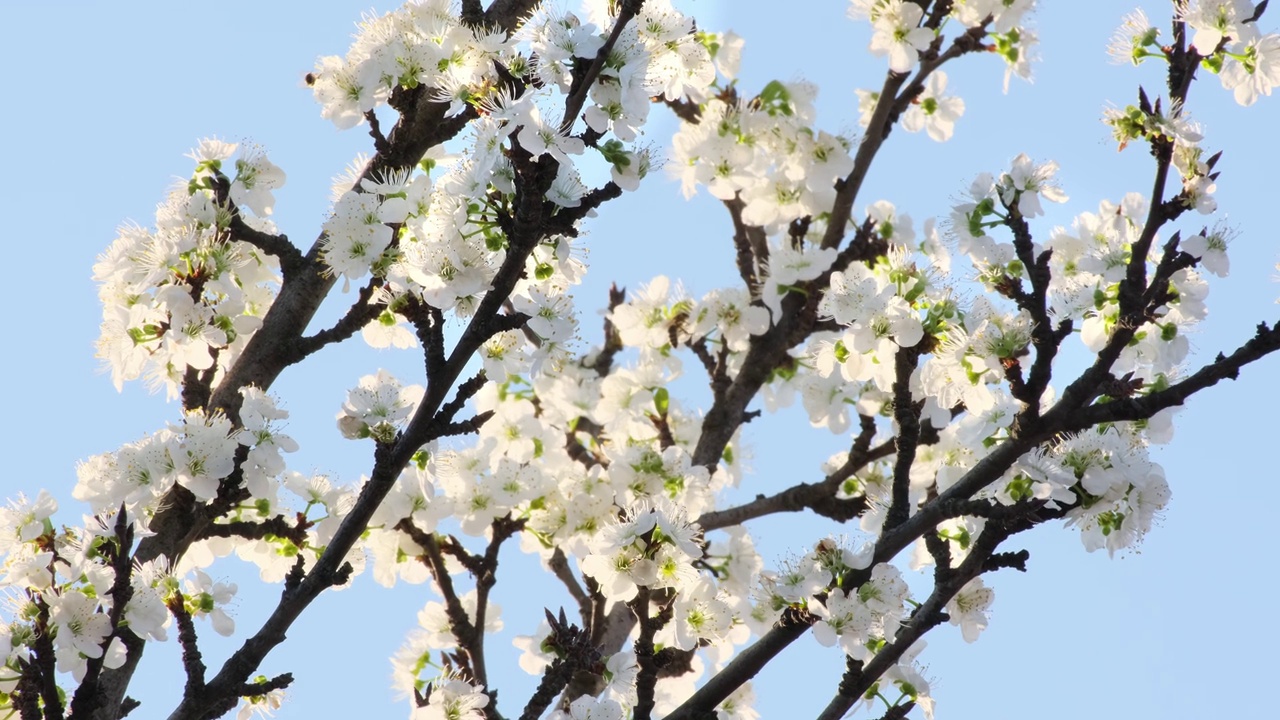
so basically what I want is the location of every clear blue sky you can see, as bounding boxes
[2,2,1278,719]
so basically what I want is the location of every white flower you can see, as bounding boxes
[1220,33,1280,106]
[604,651,639,706]
[362,309,418,349]
[810,587,875,657]
[716,683,761,720]
[997,153,1068,217]
[867,1,935,73]
[1177,0,1259,52]
[171,410,238,502]
[581,540,658,604]
[710,30,745,80]
[321,191,395,283]
[567,695,625,720]
[767,557,827,604]
[236,679,286,720]
[516,104,585,166]
[946,577,995,642]
[610,276,683,350]
[415,590,503,649]
[512,621,554,676]
[0,491,57,552]
[1182,228,1231,277]
[311,55,383,129]
[1108,8,1160,65]
[185,568,238,637]
[413,677,489,720]
[231,148,287,217]
[693,287,770,351]
[186,137,238,163]
[760,243,838,319]
[663,577,733,650]
[50,590,112,660]
[902,71,965,142]
[861,563,909,619]
[880,640,936,720]
[337,370,424,443]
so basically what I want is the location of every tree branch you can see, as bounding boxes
[559,0,645,134]
[814,521,1016,719]
[1063,320,1280,431]
[547,548,592,626]
[168,594,207,700]
[293,278,385,358]
[68,509,136,718]
[884,347,922,531]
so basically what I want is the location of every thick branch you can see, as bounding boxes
[884,347,922,531]
[723,197,767,294]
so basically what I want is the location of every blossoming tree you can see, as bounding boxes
[3,1,1280,719]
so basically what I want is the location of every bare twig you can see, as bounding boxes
[548,548,592,625]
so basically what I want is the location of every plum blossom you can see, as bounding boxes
[337,370,424,443]
[184,568,238,637]
[321,191,395,284]
[171,410,239,502]
[760,243,838,319]
[864,0,935,73]
[1108,8,1161,65]
[661,577,734,650]
[1177,0,1259,52]
[610,276,685,351]
[413,676,489,720]
[997,153,1068,217]
[1219,33,1280,106]
[810,586,876,656]
[230,148,286,217]
[11,5,1272,720]
[902,71,965,142]
[946,577,995,642]
[0,491,57,553]
[563,696,626,720]
[516,104,585,166]
[1183,226,1232,277]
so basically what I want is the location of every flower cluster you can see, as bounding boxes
[579,499,703,605]
[337,370,425,443]
[11,1,1278,719]
[671,82,854,235]
[1060,427,1172,555]
[900,71,966,142]
[809,563,910,661]
[305,1,726,382]
[410,676,490,720]
[849,0,1038,83]
[94,140,283,399]
[0,499,242,687]
[1110,3,1280,106]
[1181,0,1280,105]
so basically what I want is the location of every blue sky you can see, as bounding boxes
[2,2,1279,719]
